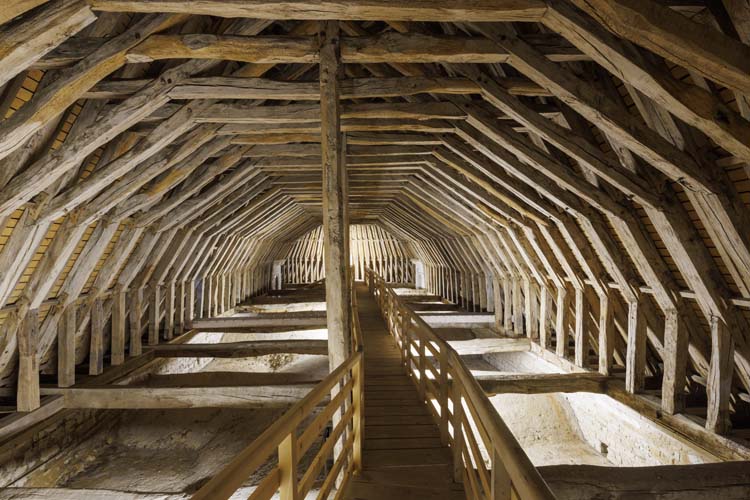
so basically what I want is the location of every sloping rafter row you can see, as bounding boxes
[0,0,749,450]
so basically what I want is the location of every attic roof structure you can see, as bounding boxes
[2,1,750,498]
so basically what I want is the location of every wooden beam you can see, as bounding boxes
[42,384,316,409]
[543,2,750,163]
[320,21,351,370]
[0,0,49,25]
[127,32,584,65]
[84,76,547,100]
[87,0,548,21]
[151,339,328,357]
[191,315,327,330]
[569,0,750,95]
[0,13,181,161]
[0,0,95,87]
[196,101,465,124]
[478,372,609,395]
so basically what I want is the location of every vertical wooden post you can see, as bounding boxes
[89,298,105,375]
[149,285,160,346]
[503,278,512,331]
[111,288,126,365]
[164,281,175,340]
[525,280,539,339]
[204,277,212,318]
[17,310,40,412]
[707,315,733,434]
[555,286,570,358]
[320,20,351,370]
[175,280,185,335]
[58,305,76,387]
[129,287,143,356]
[186,280,195,328]
[539,285,552,349]
[512,278,523,335]
[597,292,614,376]
[662,308,688,414]
[197,278,205,318]
[278,433,300,500]
[574,287,589,368]
[626,300,647,393]
[492,276,503,331]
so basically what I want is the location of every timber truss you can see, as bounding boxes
[0,0,749,452]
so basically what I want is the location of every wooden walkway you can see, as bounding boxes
[344,283,464,500]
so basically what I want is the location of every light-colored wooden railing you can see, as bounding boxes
[193,278,364,500]
[366,269,555,500]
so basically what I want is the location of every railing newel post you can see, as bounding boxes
[278,432,299,500]
[451,377,465,485]
[418,332,426,401]
[439,344,450,444]
[491,441,513,500]
[352,358,364,474]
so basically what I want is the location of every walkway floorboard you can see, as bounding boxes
[344,283,465,500]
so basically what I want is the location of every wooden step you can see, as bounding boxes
[365,404,430,417]
[363,447,453,468]
[364,437,444,450]
[366,424,441,439]
[345,480,465,500]
[366,415,436,426]
[352,466,462,490]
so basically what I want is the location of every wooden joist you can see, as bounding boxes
[41,384,317,409]
[151,339,328,357]
[190,315,327,330]
[478,372,610,395]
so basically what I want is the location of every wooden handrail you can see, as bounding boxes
[193,274,364,499]
[365,269,555,500]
